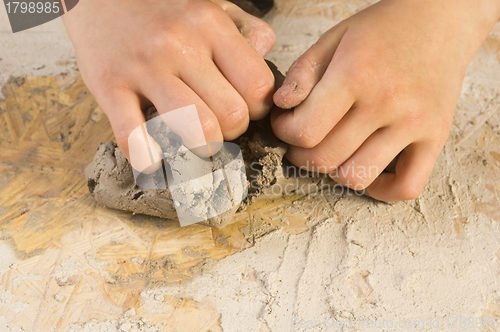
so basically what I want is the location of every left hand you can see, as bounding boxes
[271,0,500,201]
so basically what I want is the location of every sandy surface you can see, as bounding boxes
[1,0,500,331]
[0,10,77,96]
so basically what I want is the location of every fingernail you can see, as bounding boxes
[128,127,163,174]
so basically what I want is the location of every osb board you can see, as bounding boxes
[0,0,499,330]
[0,74,331,331]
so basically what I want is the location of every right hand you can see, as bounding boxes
[63,0,276,171]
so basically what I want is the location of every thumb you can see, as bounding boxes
[274,22,348,109]
[213,0,276,57]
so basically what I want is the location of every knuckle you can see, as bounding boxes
[387,102,427,134]
[115,130,129,149]
[312,151,341,173]
[336,164,375,190]
[398,182,424,201]
[113,125,134,157]
[291,56,318,73]
[134,30,177,64]
[113,119,135,142]
[260,22,276,39]
[344,176,371,191]
[254,22,276,45]
[134,5,222,63]
[249,74,274,102]
[404,107,426,127]
[186,1,221,27]
[381,82,401,102]
[199,116,220,138]
[220,103,249,128]
[295,129,322,148]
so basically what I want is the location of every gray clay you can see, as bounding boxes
[85,61,325,228]
[228,0,274,18]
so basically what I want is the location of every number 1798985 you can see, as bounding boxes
[5,2,60,14]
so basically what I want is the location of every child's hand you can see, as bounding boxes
[272,0,500,201]
[63,0,275,169]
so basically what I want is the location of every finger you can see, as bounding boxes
[330,127,409,190]
[365,142,442,202]
[179,57,250,140]
[97,87,163,173]
[284,106,385,173]
[271,69,355,148]
[140,74,224,158]
[214,0,276,56]
[212,16,275,121]
[274,22,349,109]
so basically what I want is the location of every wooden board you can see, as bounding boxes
[0,74,331,331]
